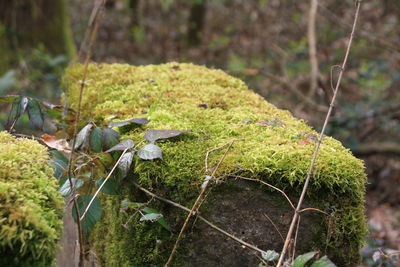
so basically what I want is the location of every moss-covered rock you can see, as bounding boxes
[63,63,366,266]
[0,131,64,267]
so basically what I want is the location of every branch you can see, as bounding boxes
[165,140,237,266]
[66,0,106,260]
[352,142,400,156]
[132,182,270,256]
[80,148,128,221]
[307,0,319,98]
[277,1,362,265]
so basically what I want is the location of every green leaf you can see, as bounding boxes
[120,200,145,211]
[105,139,134,153]
[27,99,44,129]
[117,151,134,178]
[102,128,120,151]
[310,256,336,267]
[293,252,318,267]
[261,250,279,261]
[72,195,103,237]
[137,144,163,160]
[144,129,191,143]
[50,150,69,179]
[143,207,171,231]
[7,96,28,128]
[95,178,120,195]
[108,118,149,127]
[50,150,69,164]
[0,95,20,103]
[89,127,103,153]
[74,124,93,149]
[59,178,84,197]
[140,213,162,221]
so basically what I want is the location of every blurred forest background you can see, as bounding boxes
[0,0,399,265]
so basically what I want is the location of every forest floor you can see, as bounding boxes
[65,1,400,265]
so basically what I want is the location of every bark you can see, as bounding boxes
[0,0,76,72]
[187,0,206,47]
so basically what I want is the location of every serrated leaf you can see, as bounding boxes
[95,178,120,195]
[144,129,191,143]
[74,124,93,149]
[137,144,163,160]
[0,95,20,103]
[310,256,336,267]
[27,99,44,129]
[72,195,102,237]
[108,117,149,127]
[140,213,163,222]
[59,178,84,197]
[102,128,120,151]
[293,252,318,267]
[105,139,135,153]
[261,250,279,261]
[143,207,171,231]
[90,127,103,153]
[118,151,134,178]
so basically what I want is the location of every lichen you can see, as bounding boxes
[63,62,367,266]
[0,131,64,267]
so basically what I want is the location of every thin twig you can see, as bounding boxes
[307,0,319,98]
[298,207,329,215]
[229,175,295,210]
[165,140,237,266]
[80,148,128,221]
[263,213,284,242]
[291,215,301,263]
[132,182,270,256]
[66,0,106,260]
[276,2,362,265]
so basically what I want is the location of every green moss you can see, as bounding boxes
[64,63,367,266]
[0,131,64,266]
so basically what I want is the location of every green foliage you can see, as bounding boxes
[0,131,63,266]
[64,63,367,266]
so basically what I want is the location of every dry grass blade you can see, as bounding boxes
[276,1,363,266]
[80,148,129,221]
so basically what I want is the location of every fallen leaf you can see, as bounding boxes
[42,134,71,153]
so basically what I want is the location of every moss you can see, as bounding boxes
[63,62,367,266]
[0,131,64,267]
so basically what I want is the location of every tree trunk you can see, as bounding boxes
[129,0,140,27]
[187,0,206,47]
[0,0,76,72]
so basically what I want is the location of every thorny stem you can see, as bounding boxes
[66,0,106,262]
[165,140,237,266]
[276,1,362,266]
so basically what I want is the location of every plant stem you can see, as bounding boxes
[276,1,362,266]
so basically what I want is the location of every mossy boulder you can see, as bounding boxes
[0,131,64,266]
[63,63,366,266]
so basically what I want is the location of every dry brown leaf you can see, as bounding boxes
[41,134,71,153]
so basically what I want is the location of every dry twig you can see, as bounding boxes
[276,1,362,265]
[307,0,319,98]
[165,140,238,266]
[132,182,270,256]
[66,0,106,262]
